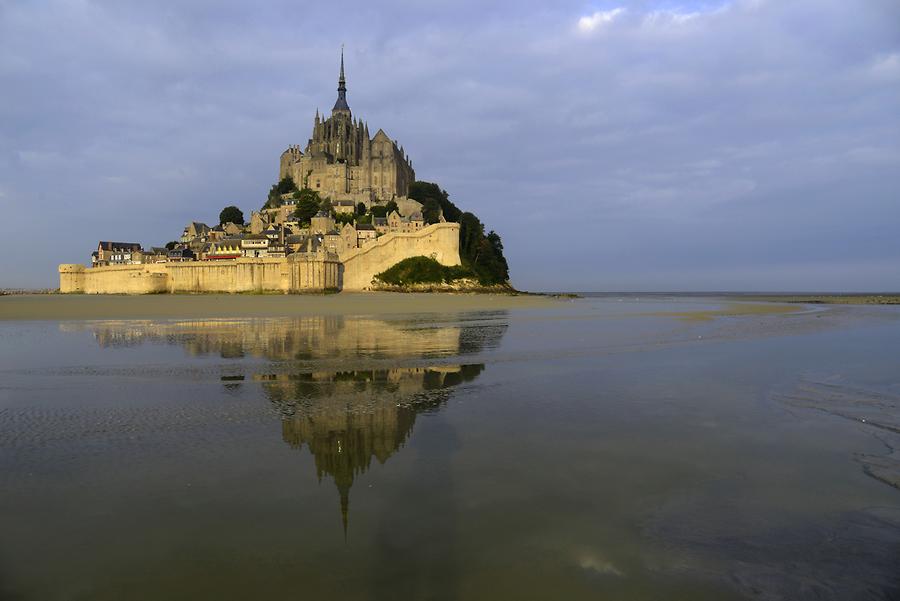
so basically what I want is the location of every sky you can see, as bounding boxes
[1,0,898,291]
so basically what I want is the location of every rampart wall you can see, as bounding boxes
[59,222,460,294]
[60,256,340,294]
[340,223,461,290]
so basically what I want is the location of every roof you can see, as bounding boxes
[98,241,142,251]
[356,224,375,231]
[409,212,424,221]
[373,217,387,226]
[335,200,356,206]
[313,211,331,218]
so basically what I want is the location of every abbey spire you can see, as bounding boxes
[332,48,350,116]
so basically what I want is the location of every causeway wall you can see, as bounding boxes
[59,223,461,294]
[341,223,461,290]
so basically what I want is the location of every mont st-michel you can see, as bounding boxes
[58,52,509,295]
[5,3,900,600]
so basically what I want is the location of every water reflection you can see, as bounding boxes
[73,315,506,536]
[76,313,508,361]
[266,365,484,534]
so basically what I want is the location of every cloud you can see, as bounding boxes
[0,0,898,290]
[577,8,625,32]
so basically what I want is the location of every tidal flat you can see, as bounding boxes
[1,295,899,600]
[0,291,556,321]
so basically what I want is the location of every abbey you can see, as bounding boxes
[278,52,415,205]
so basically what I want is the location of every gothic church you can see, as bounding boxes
[279,52,416,205]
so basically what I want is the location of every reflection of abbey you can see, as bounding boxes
[72,316,504,533]
[279,51,415,205]
[58,51,462,294]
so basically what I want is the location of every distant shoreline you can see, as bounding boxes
[735,295,900,305]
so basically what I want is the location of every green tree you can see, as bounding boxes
[334,213,355,226]
[292,188,322,224]
[370,205,389,218]
[385,200,399,215]
[219,205,244,225]
[356,202,367,216]
[164,241,178,251]
[276,175,297,195]
[409,181,460,222]
[265,175,298,209]
[422,199,441,224]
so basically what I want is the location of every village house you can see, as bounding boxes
[310,211,336,235]
[167,248,195,262]
[181,222,211,243]
[95,241,143,266]
[387,210,425,233]
[207,239,242,260]
[333,200,357,214]
[356,223,377,245]
[144,247,169,263]
[241,236,269,258]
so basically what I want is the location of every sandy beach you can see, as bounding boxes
[0,292,560,321]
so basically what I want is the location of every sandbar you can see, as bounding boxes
[646,302,803,322]
[0,292,559,321]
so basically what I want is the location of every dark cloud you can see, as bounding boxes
[1,0,898,290]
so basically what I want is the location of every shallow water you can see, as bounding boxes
[1,297,899,600]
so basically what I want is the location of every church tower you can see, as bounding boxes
[278,48,415,204]
[332,49,351,118]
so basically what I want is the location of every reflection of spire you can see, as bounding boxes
[338,480,350,540]
[276,366,486,535]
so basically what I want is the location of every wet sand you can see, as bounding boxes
[0,292,559,321]
[644,302,803,321]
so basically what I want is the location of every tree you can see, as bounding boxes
[292,188,322,224]
[422,199,441,224]
[356,202,367,216]
[219,205,244,225]
[385,200,399,215]
[409,181,460,222]
[265,175,298,209]
[370,205,389,218]
[319,197,333,215]
[164,241,178,250]
[275,175,297,195]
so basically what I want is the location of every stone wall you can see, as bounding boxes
[59,224,459,294]
[59,256,340,294]
[340,222,461,291]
